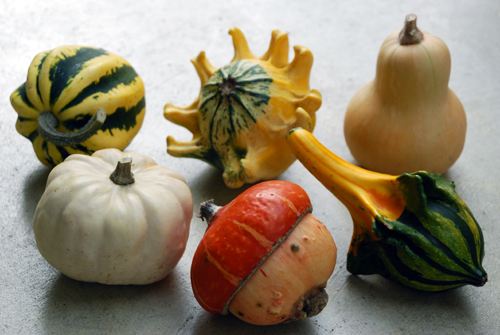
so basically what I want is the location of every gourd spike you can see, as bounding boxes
[164,99,201,138]
[191,51,217,86]
[261,29,289,68]
[229,27,255,61]
[293,107,314,132]
[286,46,314,91]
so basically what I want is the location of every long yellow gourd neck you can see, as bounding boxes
[286,128,405,229]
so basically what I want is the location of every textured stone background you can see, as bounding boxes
[1,0,499,334]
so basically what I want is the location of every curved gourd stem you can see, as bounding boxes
[286,128,405,234]
[399,13,424,45]
[37,108,107,146]
[110,157,135,185]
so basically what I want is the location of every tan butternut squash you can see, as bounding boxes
[344,14,466,175]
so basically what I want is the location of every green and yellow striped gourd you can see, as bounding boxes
[287,128,487,291]
[10,45,145,167]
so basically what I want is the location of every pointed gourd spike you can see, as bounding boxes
[164,101,201,138]
[229,27,254,61]
[261,29,289,67]
[286,46,314,91]
[166,136,205,157]
[191,51,217,86]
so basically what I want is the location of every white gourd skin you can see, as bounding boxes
[228,213,337,325]
[344,16,466,175]
[33,149,193,285]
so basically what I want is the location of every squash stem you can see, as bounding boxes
[198,200,222,224]
[399,14,424,45]
[110,158,135,185]
[37,108,106,146]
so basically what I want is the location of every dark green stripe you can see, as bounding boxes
[42,140,55,166]
[14,84,35,109]
[63,97,145,136]
[237,78,273,85]
[465,207,485,261]
[209,95,224,147]
[382,243,480,288]
[26,129,39,143]
[55,145,71,161]
[395,206,483,279]
[36,53,49,105]
[229,92,257,123]
[71,144,93,155]
[427,200,482,271]
[375,218,481,283]
[58,64,138,114]
[49,48,108,107]
[235,87,271,106]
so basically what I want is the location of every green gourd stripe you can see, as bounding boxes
[63,96,145,135]
[383,243,478,287]
[234,62,263,79]
[199,89,221,112]
[27,129,39,142]
[427,200,482,270]
[48,48,108,107]
[71,143,93,155]
[396,207,482,278]
[229,93,257,123]
[41,140,55,166]
[235,87,271,105]
[377,219,481,282]
[15,84,35,109]
[236,78,274,85]
[36,53,49,104]
[465,207,485,260]
[55,145,71,161]
[209,95,224,146]
[227,98,237,135]
[58,64,139,114]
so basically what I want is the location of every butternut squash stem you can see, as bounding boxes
[37,108,107,146]
[110,158,135,185]
[399,14,424,45]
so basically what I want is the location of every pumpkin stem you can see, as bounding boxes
[37,108,107,146]
[399,14,424,45]
[110,157,135,185]
[198,200,221,224]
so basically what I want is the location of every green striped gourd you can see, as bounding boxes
[164,27,322,188]
[10,45,145,167]
[287,128,487,291]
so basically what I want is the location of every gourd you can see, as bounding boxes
[33,149,193,285]
[191,180,337,325]
[344,14,466,175]
[287,128,487,291]
[10,45,146,167]
[164,27,322,188]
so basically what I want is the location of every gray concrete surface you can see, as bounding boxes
[1,0,499,334]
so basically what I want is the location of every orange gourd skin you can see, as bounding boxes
[344,24,466,175]
[190,180,312,315]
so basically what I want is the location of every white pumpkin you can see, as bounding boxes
[33,148,193,285]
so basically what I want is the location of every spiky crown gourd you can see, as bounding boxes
[164,27,322,188]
